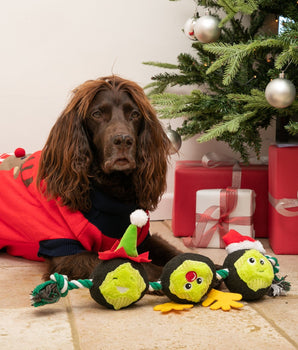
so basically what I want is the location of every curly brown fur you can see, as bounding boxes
[37,76,170,212]
[37,75,181,281]
[44,251,100,281]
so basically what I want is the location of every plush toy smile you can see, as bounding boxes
[234,250,274,292]
[97,262,147,310]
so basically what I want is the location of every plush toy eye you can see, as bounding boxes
[184,283,192,290]
[197,277,203,284]
[248,257,256,264]
[260,259,265,265]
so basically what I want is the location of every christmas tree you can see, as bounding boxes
[144,0,298,162]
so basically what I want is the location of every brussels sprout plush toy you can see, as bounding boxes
[150,252,244,312]
[159,253,217,304]
[31,210,151,310]
[216,230,291,301]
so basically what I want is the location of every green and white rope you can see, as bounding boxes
[30,272,93,307]
[148,281,162,292]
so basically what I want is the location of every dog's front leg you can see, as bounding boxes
[140,234,182,267]
[44,251,100,281]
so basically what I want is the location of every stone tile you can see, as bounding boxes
[250,295,298,348]
[0,306,74,350]
[68,291,297,350]
[0,266,45,308]
[0,252,43,267]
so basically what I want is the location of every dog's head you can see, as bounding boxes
[38,75,171,212]
[83,80,142,174]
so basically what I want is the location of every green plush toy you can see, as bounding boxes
[150,252,243,312]
[31,209,151,310]
[31,214,243,312]
[216,230,291,301]
[159,253,217,304]
[31,225,290,312]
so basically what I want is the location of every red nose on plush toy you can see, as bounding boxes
[14,148,26,158]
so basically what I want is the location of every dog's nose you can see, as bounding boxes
[112,134,134,148]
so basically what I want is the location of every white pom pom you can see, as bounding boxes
[130,209,148,227]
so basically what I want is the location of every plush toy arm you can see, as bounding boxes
[265,255,291,296]
[202,289,243,311]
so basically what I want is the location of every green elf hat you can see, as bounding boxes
[98,209,151,263]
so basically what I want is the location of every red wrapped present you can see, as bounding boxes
[268,145,298,254]
[172,156,268,238]
[183,188,255,248]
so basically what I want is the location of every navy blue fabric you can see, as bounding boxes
[38,187,140,258]
[82,188,138,239]
[38,239,86,258]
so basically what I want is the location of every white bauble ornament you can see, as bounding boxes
[265,73,296,109]
[183,17,197,41]
[194,15,220,43]
[166,125,182,154]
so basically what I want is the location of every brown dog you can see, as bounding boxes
[0,76,181,281]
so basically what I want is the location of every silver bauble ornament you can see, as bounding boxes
[183,17,197,41]
[194,15,220,43]
[265,73,296,109]
[166,125,182,154]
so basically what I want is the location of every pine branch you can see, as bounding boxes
[217,0,259,27]
[197,111,257,142]
[285,121,298,135]
[228,89,268,109]
[204,38,287,85]
[143,81,170,96]
[143,61,178,69]
[149,92,206,119]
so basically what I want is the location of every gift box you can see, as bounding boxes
[268,145,298,254]
[172,160,268,238]
[183,188,255,248]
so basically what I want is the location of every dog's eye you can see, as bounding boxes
[91,110,103,118]
[129,110,140,121]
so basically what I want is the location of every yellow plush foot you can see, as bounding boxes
[154,302,194,313]
[202,289,243,311]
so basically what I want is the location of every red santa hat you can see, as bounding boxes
[222,229,266,255]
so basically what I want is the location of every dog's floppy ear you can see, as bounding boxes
[37,81,101,211]
[135,108,171,211]
[126,85,171,211]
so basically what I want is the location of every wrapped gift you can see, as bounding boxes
[183,188,255,248]
[172,158,268,238]
[268,145,298,254]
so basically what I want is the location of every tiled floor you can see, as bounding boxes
[1,220,297,350]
